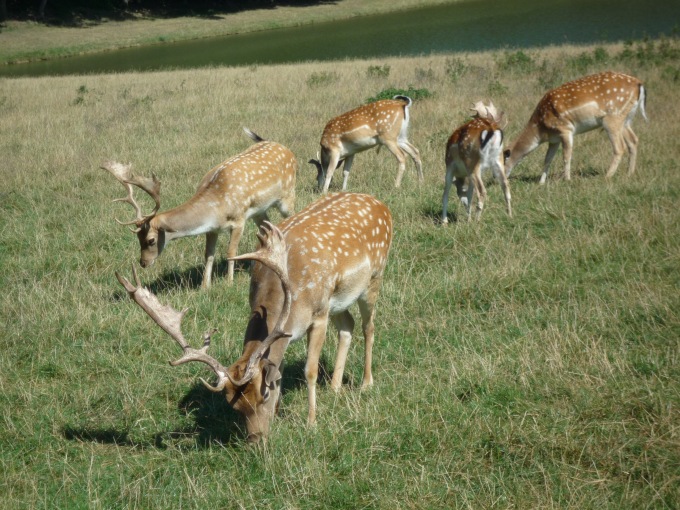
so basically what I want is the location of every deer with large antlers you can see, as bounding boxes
[504,71,647,184]
[442,101,511,223]
[103,128,296,288]
[116,192,393,442]
[309,95,423,192]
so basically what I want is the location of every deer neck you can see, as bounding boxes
[242,265,310,367]
[150,197,219,241]
[508,120,542,169]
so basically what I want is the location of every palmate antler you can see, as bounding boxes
[115,265,233,393]
[228,221,293,386]
[101,161,161,232]
[470,100,508,129]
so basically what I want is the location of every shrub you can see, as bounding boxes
[365,86,432,103]
[366,65,391,78]
[445,57,468,82]
[497,50,535,73]
[306,71,339,88]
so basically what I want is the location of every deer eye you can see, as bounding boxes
[148,238,156,246]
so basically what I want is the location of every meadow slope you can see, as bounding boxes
[1,40,679,508]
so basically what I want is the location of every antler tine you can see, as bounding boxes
[101,161,161,226]
[115,265,229,390]
[229,222,293,380]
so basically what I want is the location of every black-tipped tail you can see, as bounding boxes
[243,127,265,142]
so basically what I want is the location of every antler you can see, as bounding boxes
[115,265,232,393]
[228,221,293,385]
[470,101,507,128]
[101,161,161,231]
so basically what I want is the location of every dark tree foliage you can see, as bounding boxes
[2,1,332,23]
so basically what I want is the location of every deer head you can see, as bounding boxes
[101,161,164,268]
[115,222,294,442]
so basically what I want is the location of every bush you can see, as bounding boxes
[497,50,535,73]
[365,86,432,103]
[306,71,339,88]
[366,65,391,78]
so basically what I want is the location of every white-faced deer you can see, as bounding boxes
[116,192,393,442]
[103,128,296,288]
[309,95,423,192]
[504,71,647,184]
[442,101,511,223]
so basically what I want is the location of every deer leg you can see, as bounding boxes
[442,163,455,225]
[399,140,424,183]
[463,176,475,221]
[330,311,355,391]
[384,140,407,188]
[559,132,575,181]
[226,223,244,284]
[341,155,355,191]
[202,232,219,289]
[623,125,639,175]
[603,118,625,178]
[471,164,486,221]
[492,160,512,218]
[323,152,342,193]
[358,278,381,388]
[540,142,560,185]
[305,318,329,425]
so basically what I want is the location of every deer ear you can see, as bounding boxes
[262,362,281,403]
[263,361,281,388]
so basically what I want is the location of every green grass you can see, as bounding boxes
[1,39,679,508]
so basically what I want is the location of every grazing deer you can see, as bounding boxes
[309,95,423,192]
[102,128,296,288]
[504,71,647,184]
[116,192,393,442]
[442,101,511,223]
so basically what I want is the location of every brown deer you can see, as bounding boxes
[309,95,423,192]
[442,101,511,223]
[103,128,296,288]
[116,192,393,442]
[504,71,647,184]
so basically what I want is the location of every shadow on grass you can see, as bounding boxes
[110,258,251,300]
[62,384,245,449]
[422,202,460,226]
[62,355,334,448]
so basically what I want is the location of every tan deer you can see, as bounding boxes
[309,95,423,192]
[442,101,511,223]
[102,128,296,288]
[116,192,393,442]
[504,71,647,184]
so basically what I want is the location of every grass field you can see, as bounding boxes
[1,38,679,508]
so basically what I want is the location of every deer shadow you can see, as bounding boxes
[63,384,246,449]
[422,202,461,225]
[109,259,251,300]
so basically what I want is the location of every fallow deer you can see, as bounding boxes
[504,71,647,184]
[103,128,296,288]
[309,95,423,192]
[442,101,511,223]
[116,192,393,442]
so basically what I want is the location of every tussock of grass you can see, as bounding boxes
[1,40,679,508]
